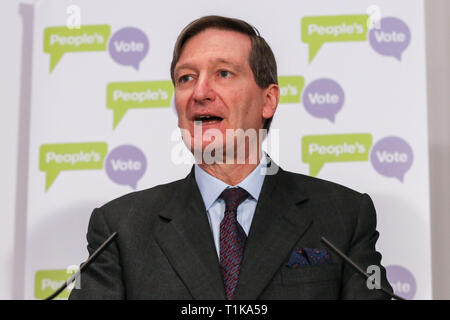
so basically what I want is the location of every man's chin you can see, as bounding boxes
[189,142,260,166]
[180,128,261,165]
[189,140,226,164]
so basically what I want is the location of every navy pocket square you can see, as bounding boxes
[286,248,332,268]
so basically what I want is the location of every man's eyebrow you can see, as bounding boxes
[174,63,196,77]
[174,58,243,76]
[213,58,242,70]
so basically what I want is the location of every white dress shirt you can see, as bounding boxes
[194,153,268,259]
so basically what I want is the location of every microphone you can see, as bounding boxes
[45,231,118,300]
[320,236,405,300]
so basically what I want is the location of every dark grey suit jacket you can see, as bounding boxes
[69,163,393,300]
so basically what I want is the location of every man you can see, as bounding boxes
[69,15,392,300]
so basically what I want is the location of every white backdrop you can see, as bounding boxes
[15,0,430,299]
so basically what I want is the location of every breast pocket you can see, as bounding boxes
[281,263,341,285]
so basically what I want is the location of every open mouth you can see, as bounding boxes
[194,115,223,124]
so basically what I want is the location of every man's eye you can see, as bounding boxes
[219,70,231,78]
[179,75,193,83]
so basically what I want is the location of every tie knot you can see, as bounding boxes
[220,187,250,212]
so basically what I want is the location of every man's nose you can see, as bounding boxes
[192,75,215,103]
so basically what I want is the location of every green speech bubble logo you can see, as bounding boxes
[301,15,369,63]
[35,269,74,299]
[106,81,174,129]
[278,76,305,104]
[39,142,108,191]
[302,133,373,177]
[44,25,111,72]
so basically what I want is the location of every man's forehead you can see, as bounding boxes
[175,29,251,66]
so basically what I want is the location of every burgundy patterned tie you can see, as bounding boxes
[219,187,250,300]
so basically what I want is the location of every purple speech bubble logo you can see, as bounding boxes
[369,17,411,61]
[302,78,344,123]
[370,136,413,182]
[108,27,149,70]
[386,265,416,300]
[105,145,147,189]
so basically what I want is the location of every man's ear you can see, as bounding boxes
[262,84,280,120]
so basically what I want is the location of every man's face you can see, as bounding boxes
[173,28,278,156]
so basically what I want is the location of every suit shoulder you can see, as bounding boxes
[278,170,375,233]
[96,176,189,222]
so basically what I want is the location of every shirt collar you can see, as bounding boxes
[194,153,268,211]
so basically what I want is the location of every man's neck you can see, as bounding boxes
[197,153,262,186]
[197,163,256,186]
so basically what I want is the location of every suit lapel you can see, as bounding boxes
[235,166,313,300]
[154,169,226,299]
[152,163,314,300]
